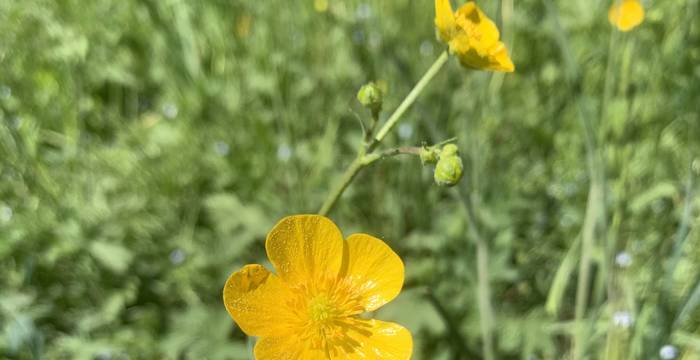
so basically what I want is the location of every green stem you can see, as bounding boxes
[318,52,450,215]
[372,51,449,146]
[573,181,602,360]
[545,0,614,360]
[317,143,440,216]
[318,156,365,216]
[457,189,495,360]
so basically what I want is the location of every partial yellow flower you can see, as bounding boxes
[236,14,252,38]
[434,0,514,72]
[223,215,412,359]
[314,0,329,13]
[608,0,644,32]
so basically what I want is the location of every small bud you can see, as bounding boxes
[440,143,458,157]
[434,144,463,187]
[357,82,384,112]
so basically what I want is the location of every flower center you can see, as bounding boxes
[308,295,336,323]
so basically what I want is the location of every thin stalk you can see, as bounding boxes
[318,52,450,215]
[318,141,453,216]
[372,51,449,146]
[549,7,612,360]
[573,182,602,360]
[318,156,365,216]
[604,32,637,360]
[457,189,495,360]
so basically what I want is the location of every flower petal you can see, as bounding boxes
[255,319,413,360]
[435,0,457,43]
[341,234,404,312]
[489,43,515,72]
[446,2,515,73]
[266,215,345,287]
[330,319,413,360]
[255,336,327,359]
[608,0,644,32]
[223,264,298,337]
[454,2,500,47]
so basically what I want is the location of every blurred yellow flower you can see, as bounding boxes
[435,0,514,72]
[223,215,412,359]
[236,14,252,38]
[608,0,644,32]
[314,0,329,13]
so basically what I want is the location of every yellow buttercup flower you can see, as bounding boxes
[223,215,412,359]
[314,0,329,13]
[435,0,514,72]
[608,0,644,32]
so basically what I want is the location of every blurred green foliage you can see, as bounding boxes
[1,0,699,359]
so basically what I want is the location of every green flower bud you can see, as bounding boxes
[434,144,463,187]
[440,143,458,157]
[357,82,384,112]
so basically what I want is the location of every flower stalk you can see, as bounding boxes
[318,51,450,215]
[372,51,449,146]
[457,189,495,360]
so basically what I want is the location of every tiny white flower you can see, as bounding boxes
[169,248,186,265]
[398,123,413,140]
[11,116,22,129]
[0,85,11,100]
[420,41,434,57]
[162,103,179,119]
[659,345,678,359]
[0,205,12,224]
[615,251,633,268]
[612,311,633,328]
[213,141,230,156]
[277,144,292,162]
[356,3,372,20]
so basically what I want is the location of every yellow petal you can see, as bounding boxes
[255,319,413,360]
[435,0,457,43]
[488,42,515,72]
[330,319,413,359]
[608,0,644,32]
[266,215,344,287]
[255,336,327,359]
[454,2,499,48]
[454,45,514,72]
[222,264,299,337]
[449,2,514,72]
[341,234,405,312]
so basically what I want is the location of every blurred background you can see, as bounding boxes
[1,0,699,359]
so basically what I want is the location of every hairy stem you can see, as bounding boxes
[318,51,449,215]
[372,51,449,146]
[318,156,365,216]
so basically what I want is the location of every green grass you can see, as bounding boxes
[1,0,699,358]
